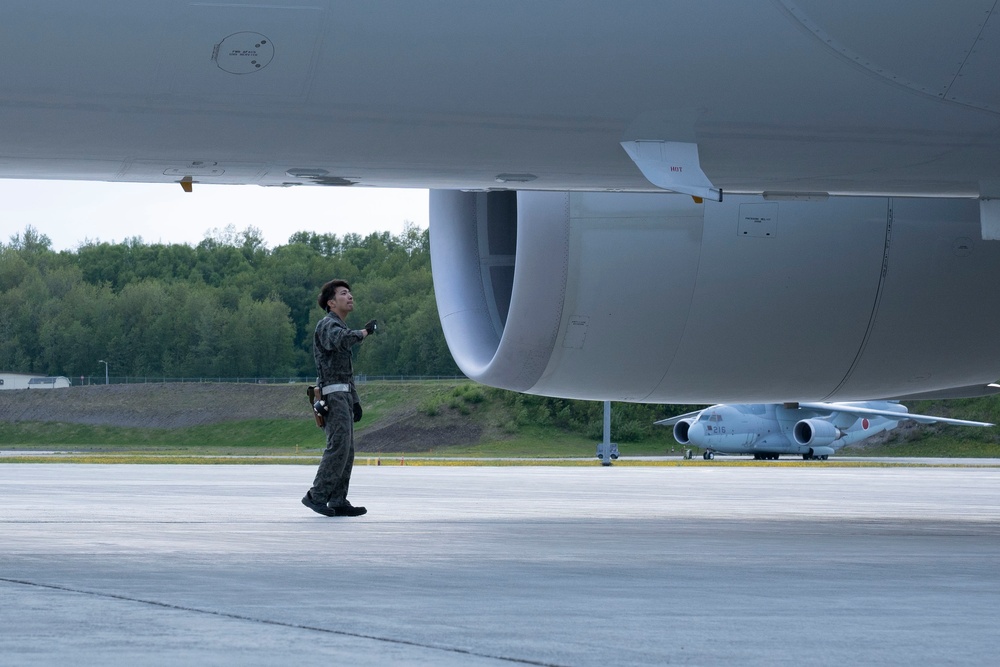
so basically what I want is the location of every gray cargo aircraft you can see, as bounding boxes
[5,2,1000,402]
[658,402,992,460]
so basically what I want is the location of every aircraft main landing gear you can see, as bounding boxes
[702,451,715,460]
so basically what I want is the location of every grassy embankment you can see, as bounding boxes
[0,381,675,462]
[2,382,1000,463]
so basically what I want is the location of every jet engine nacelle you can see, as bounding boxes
[793,419,844,447]
[430,190,1000,403]
[673,420,693,444]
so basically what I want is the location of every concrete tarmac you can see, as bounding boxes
[2,464,1000,666]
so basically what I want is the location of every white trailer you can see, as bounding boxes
[0,373,72,390]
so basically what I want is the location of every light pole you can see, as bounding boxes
[97,360,109,385]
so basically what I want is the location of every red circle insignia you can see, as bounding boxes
[862,418,870,429]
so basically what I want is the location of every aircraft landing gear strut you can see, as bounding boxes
[595,401,619,466]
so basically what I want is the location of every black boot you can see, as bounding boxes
[331,502,367,517]
[302,491,336,516]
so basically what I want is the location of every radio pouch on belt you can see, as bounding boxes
[307,386,327,428]
[313,399,328,428]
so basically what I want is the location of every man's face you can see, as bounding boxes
[327,286,354,314]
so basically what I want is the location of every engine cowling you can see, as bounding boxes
[430,190,1000,402]
[793,419,843,447]
[673,420,693,445]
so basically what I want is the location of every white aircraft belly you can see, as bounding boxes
[0,1,997,194]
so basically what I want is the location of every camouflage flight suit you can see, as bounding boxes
[308,311,365,509]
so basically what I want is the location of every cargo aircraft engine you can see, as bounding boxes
[672,419,693,445]
[792,419,844,448]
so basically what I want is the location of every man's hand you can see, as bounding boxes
[364,319,378,335]
[353,402,363,423]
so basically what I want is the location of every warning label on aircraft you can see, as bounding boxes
[737,203,778,238]
[214,32,274,74]
[563,316,589,349]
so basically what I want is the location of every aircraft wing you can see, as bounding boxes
[654,410,704,427]
[798,403,993,428]
[3,2,1000,195]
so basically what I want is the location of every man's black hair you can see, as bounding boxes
[318,279,351,311]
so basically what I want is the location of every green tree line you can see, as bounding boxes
[0,224,459,379]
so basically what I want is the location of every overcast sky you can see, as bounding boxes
[0,180,430,252]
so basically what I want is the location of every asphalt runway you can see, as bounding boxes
[3,464,1000,666]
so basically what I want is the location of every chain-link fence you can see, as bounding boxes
[71,375,466,386]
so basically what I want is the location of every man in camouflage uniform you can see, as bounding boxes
[302,279,377,517]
